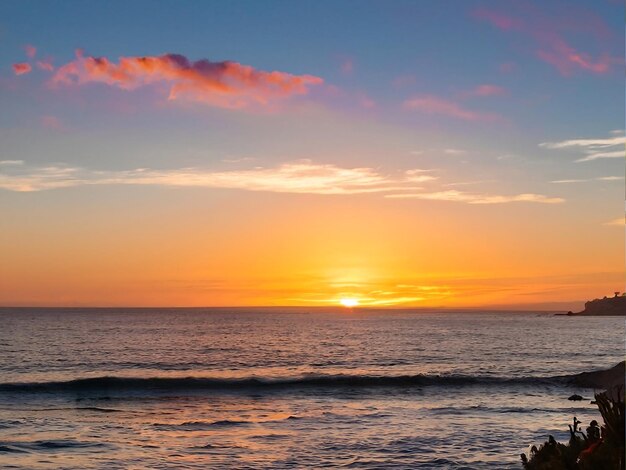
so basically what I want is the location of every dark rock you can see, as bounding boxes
[571,294,626,316]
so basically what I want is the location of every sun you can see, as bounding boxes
[339,298,359,308]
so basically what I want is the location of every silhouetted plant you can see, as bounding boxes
[521,386,625,470]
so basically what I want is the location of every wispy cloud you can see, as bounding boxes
[46,51,323,110]
[24,45,37,59]
[340,57,354,74]
[604,217,624,226]
[385,190,563,204]
[36,59,54,72]
[551,176,623,184]
[540,132,625,162]
[575,151,624,162]
[404,169,437,183]
[444,180,494,187]
[597,176,624,181]
[40,115,65,131]
[462,84,506,98]
[403,95,500,122]
[474,6,620,76]
[0,160,24,166]
[0,160,423,194]
[442,148,467,156]
[409,148,467,157]
[0,161,562,204]
[550,179,586,184]
[12,63,31,75]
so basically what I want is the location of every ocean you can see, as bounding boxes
[0,308,623,469]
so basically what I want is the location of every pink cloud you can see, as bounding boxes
[340,58,354,74]
[36,59,54,72]
[392,75,416,88]
[473,9,524,31]
[474,6,620,76]
[50,51,324,110]
[535,39,614,75]
[24,45,37,58]
[40,115,64,130]
[12,63,32,75]
[498,62,517,74]
[404,95,500,122]
[357,93,375,109]
[464,84,506,97]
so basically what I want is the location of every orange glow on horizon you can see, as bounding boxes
[339,298,359,308]
[0,184,623,310]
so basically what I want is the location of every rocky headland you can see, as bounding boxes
[566,293,626,316]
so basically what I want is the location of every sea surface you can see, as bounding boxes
[0,308,623,469]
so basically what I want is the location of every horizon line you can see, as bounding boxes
[0,305,573,312]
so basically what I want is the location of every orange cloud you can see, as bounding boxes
[51,51,324,109]
[12,63,32,75]
[404,95,500,122]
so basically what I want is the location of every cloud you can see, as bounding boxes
[0,160,563,204]
[392,75,416,88]
[0,160,414,194]
[24,45,37,58]
[463,84,506,97]
[540,132,625,162]
[356,92,376,109]
[575,151,623,162]
[36,59,54,72]
[444,180,494,187]
[404,169,437,183]
[442,148,466,155]
[49,51,323,110]
[403,95,500,122]
[340,58,354,74]
[498,62,517,74]
[604,217,624,226]
[40,115,65,130]
[597,176,624,181]
[221,157,256,164]
[551,176,624,184]
[12,63,32,75]
[385,189,563,204]
[540,135,625,150]
[474,6,620,76]
[0,160,24,166]
[0,161,560,205]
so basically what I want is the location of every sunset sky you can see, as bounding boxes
[0,0,623,309]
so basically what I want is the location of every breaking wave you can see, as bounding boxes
[0,373,570,395]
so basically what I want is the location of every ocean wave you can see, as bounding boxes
[0,439,107,453]
[0,373,568,394]
[153,419,250,430]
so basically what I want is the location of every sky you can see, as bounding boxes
[0,0,623,309]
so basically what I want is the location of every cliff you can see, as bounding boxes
[568,294,626,316]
